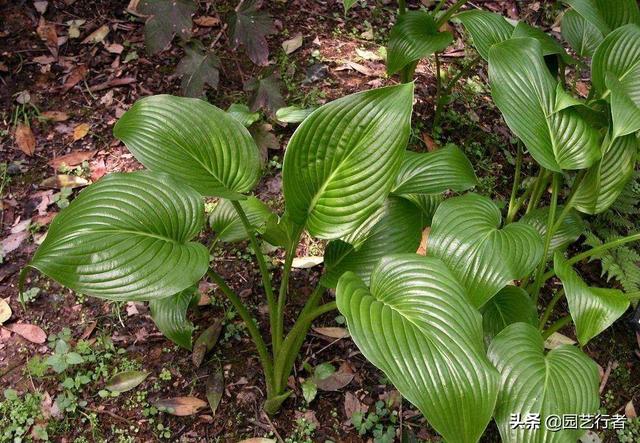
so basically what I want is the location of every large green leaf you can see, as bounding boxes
[386,11,453,75]
[336,254,498,443]
[608,72,640,138]
[149,287,198,350]
[554,253,630,346]
[481,286,537,340]
[489,38,601,172]
[428,193,543,308]
[563,0,640,35]
[114,95,261,199]
[573,134,638,214]
[391,146,477,196]
[28,171,208,301]
[561,9,604,58]
[488,322,600,443]
[400,193,443,225]
[512,22,575,64]
[521,206,585,256]
[282,84,413,239]
[455,10,514,61]
[321,197,423,288]
[209,197,273,243]
[592,24,640,97]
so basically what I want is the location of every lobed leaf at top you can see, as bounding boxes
[138,0,196,54]
[391,146,477,196]
[175,40,220,98]
[386,10,453,75]
[561,9,603,58]
[573,134,638,215]
[229,0,274,66]
[489,38,601,172]
[563,0,640,36]
[282,83,414,239]
[27,171,209,301]
[244,72,285,114]
[336,254,499,443]
[488,322,600,443]
[114,95,261,199]
[428,193,543,308]
[554,253,630,346]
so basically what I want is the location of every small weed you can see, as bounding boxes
[351,400,398,443]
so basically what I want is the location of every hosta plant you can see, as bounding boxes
[20,5,640,443]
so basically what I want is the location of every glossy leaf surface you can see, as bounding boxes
[322,197,423,288]
[489,38,601,171]
[562,9,603,57]
[573,134,638,214]
[282,84,413,239]
[428,194,543,308]
[488,322,600,443]
[521,206,585,256]
[149,287,198,350]
[592,24,640,97]
[209,197,273,243]
[481,286,538,340]
[391,146,477,196]
[456,10,514,60]
[386,11,453,75]
[114,95,261,199]
[555,253,630,346]
[336,254,499,443]
[29,172,208,301]
[563,0,640,35]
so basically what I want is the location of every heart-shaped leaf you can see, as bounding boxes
[114,95,261,199]
[321,197,423,288]
[428,193,543,308]
[139,0,196,54]
[455,10,514,61]
[336,254,499,442]
[521,205,585,256]
[391,146,477,196]
[554,253,630,346]
[563,0,640,35]
[28,171,208,301]
[149,287,198,350]
[562,9,604,58]
[106,371,149,393]
[573,134,638,214]
[481,286,538,340]
[282,84,413,239]
[592,24,640,97]
[209,197,273,243]
[489,38,601,172]
[488,322,600,443]
[386,10,453,75]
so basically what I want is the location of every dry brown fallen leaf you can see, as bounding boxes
[14,123,36,156]
[72,123,90,141]
[90,158,106,181]
[104,43,124,54]
[1,231,28,255]
[4,323,47,344]
[315,362,355,391]
[49,150,96,170]
[194,16,220,27]
[422,133,439,152]
[37,17,58,58]
[40,174,89,189]
[416,227,430,256]
[41,111,69,122]
[625,400,637,418]
[312,327,349,339]
[62,65,87,93]
[0,299,11,325]
[153,397,207,416]
[82,24,109,44]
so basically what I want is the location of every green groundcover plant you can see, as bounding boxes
[21,1,640,441]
